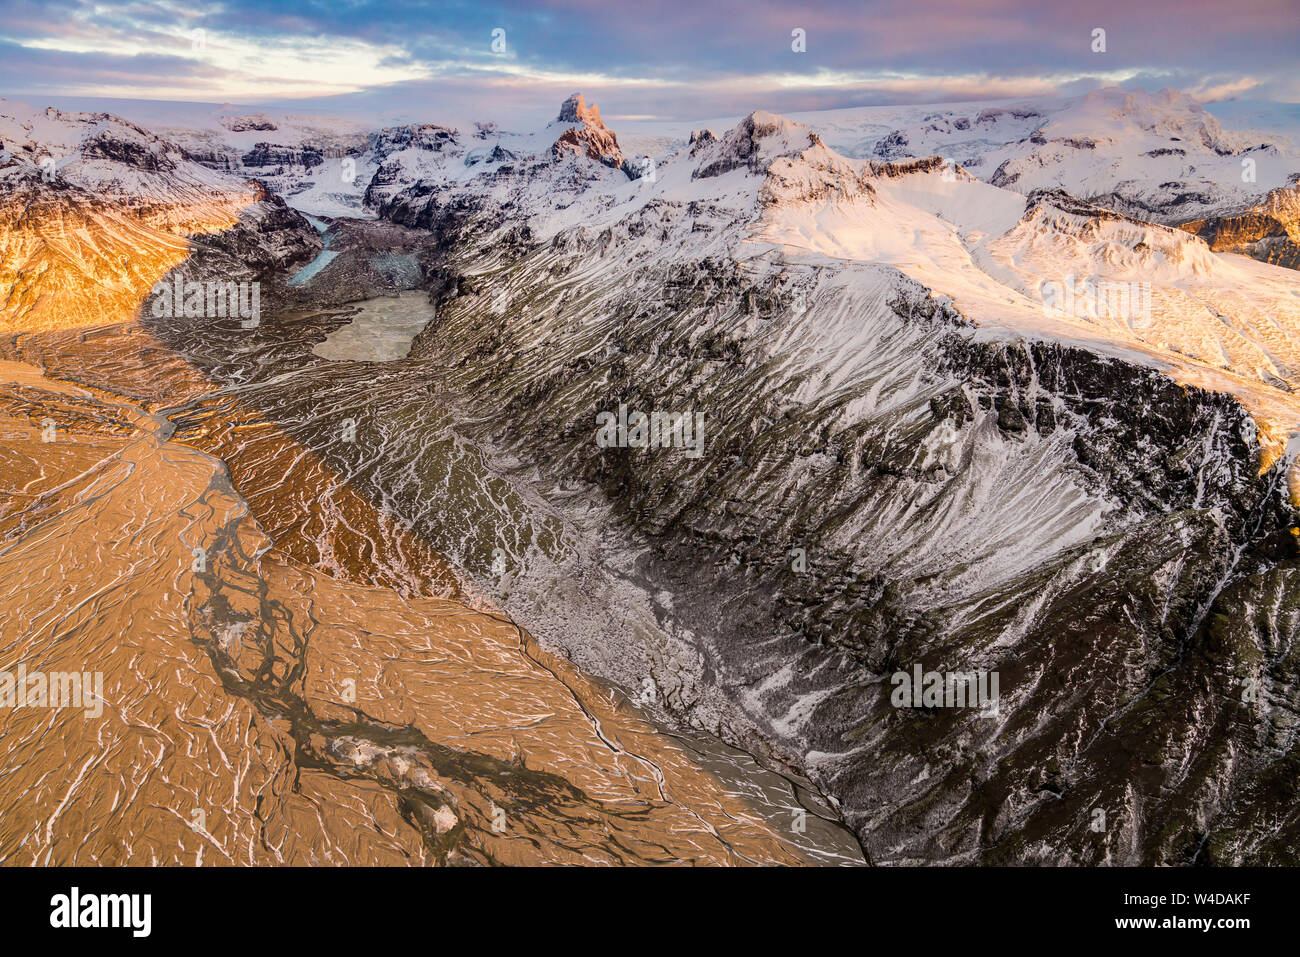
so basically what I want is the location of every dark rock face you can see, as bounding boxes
[489,145,517,164]
[219,114,278,132]
[1180,179,1300,271]
[183,149,239,171]
[620,155,654,180]
[464,144,520,167]
[371,124,459,159]
[186,182,322,277]
[976,107,1044,125]
[689,129,718,152]
[872,129,911,160]
[990,158,1021,186]
[1087,188,1217,220]
[382,183,1300,863]
[1023,187,1123,221]
[81,128,178,171]
[365,181,485,236]
[868,155,952,180]
[241,143,324,170]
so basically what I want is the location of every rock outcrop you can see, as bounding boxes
[1181,176,1300,271]
[241,142,324,171]
[551,93,625,170]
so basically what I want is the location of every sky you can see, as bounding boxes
[0,0,1297,123]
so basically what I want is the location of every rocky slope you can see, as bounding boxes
[6,89,1300,865]
[1181,177,1300,270]
[0,103,320,333]
[0,353,847,865]
[361,97,1300,863]
[0,98,863,866]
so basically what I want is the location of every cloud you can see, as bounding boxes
[0,0,1295,116]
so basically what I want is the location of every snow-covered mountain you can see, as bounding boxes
[0,100,319,332]
[67,85,1296,239]
[5,87,1300,865]
[344,95,1300,863]
[789,88,1300,226]
[334,95,1300,469]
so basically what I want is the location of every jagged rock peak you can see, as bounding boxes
[551,93,624,170]
[558,93,602,127]
[693,110,821,179]
[688,128,718,155]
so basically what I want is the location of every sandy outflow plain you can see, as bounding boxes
[0,343,861,865]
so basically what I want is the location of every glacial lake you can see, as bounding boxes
[312,290,434,362]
